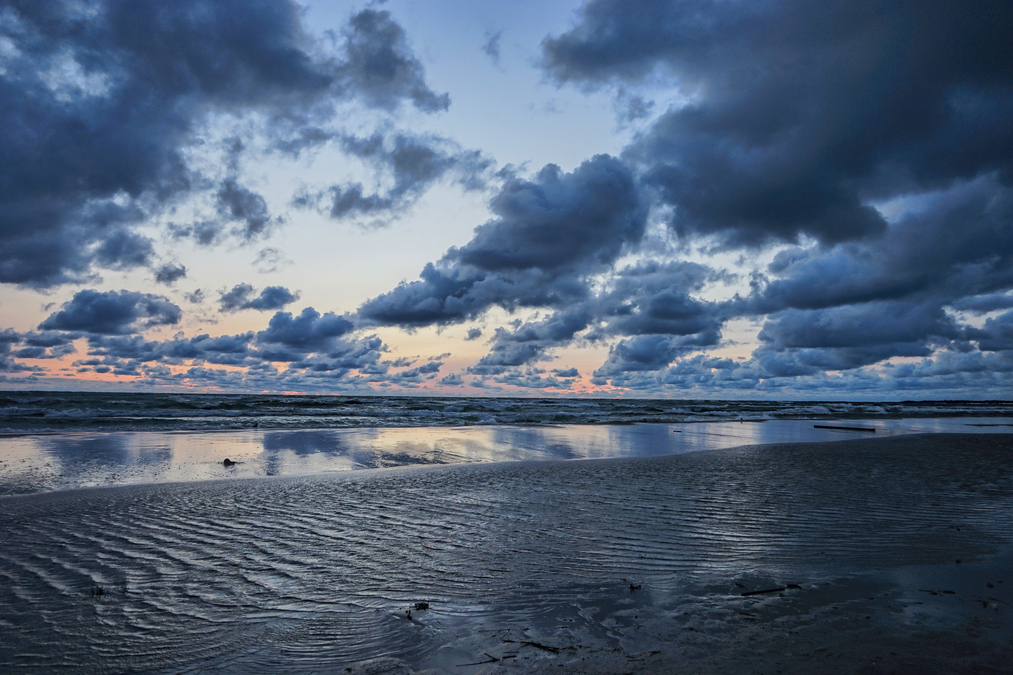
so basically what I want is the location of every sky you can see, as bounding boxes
[1,0,1012,399]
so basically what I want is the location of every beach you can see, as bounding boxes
[1,429,1011,673]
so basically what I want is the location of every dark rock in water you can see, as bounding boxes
[223,458,236,467]
[413,601,429,610]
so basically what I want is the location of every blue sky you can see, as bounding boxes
[1,0,1011,398]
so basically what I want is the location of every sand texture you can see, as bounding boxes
[1,433,1011,673]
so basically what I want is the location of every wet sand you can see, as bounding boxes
[1,432,1011,673]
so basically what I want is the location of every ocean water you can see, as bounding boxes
[2,391,1012,434]
[1,392,1012,496]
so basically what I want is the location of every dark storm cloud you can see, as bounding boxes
[169,221,224,248]
[73,335,259,374]
[490,367,572,390]
[496,162,1001,388]
[341,9,450,113]
[661,178,1013,382]
[0,329,73,369]
[0,331,33,373]
[255,307,356,361]
[271,126,335,158]
[749,179,1013,314]
[465,328,483,341]
[358,154,646,326]
[889,350,1013,383]
[471,307,594,371]
[614,91,654,124]
[0,0,329,286]
[92,229,155,269]
[455,157,644,272]
[754,301,965,375]
[440,372,465,386]
[589,346,1013,398]
[154,263,187,285]
[389,360,442,382]
[591,260,726,338]
[593,331,721,379]
[1,1,448,287]
[284,335,385,379]
[70,322,392,380]
[219,284,300,313]
[949,293,1013,315]
[967,311,1013,353]
[216,180,279,241]
[543,0,1013,248]
[9,330,79,360]
[462,260,726,373]
[39,289,182,335]
[298,132,493,221]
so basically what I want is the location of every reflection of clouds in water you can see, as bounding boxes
[262,430,344,456]
[486,427,578,461]
[43,434,171,466]
[8,420,1004,496]
[543,442,578,460]
[259,429,445,473]
[605,424,679,458]
[261,430,345,476]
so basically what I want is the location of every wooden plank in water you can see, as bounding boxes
[741,587,786,596]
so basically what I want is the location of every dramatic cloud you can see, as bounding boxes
[749,178,1013,314]
[216,180,279,241]
[256,307,356,361]
[0,1,448,287]
[754,301,965,375]
[49,308,409,389]
[968,311,1013,353]
[219,284,300,313]
[544,0,1013,247]
[39,290,181,335]
[440,372,465,386]
[82,332,256,369]
[298,133,493,220]
[0,329,73,369]
[470,307,595,372]
[154,263,187,286]
[359,154,646,326]
[340,9,450,113]
[951,293,1013,315]
[2,0,1011,398]
[464,260,726,373]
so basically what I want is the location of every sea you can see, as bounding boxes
[2,390,1012,496]
[3,391,1012,434]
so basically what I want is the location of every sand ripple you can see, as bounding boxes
[1,433,1011,672]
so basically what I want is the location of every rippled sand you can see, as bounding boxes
[1,433,1011,673]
